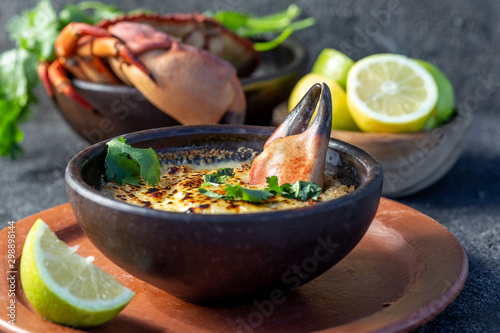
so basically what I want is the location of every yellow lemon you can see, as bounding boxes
[288,73,359,131]
[347,54,438,133]
[20,219,134,327]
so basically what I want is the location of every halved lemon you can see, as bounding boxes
[20,219,134,327]
[347,54,438,133]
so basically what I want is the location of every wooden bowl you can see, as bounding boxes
[52,37,307,144]
[273,105,473,198]
[65,125,382,304]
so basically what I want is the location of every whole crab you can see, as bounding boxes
[38,13,261,125]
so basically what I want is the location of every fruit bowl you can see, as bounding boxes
[274,104,472,198]
[65,125,382,304]
[52,37,307,144]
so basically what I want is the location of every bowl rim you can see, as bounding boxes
[330,106,473,140]
[65,125,383,224]
[71,36,307,93]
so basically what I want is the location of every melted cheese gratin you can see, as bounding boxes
[99,161,355,214]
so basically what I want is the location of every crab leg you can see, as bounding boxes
[37,62,53,97]
[249,83,332,188]
[55,23,152,82]
[47,59,95,112]
[54,23,111,58]
[75,36,152,81]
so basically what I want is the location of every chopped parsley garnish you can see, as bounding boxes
[198,188,230,200]
[224,184,274,203]
[104,137,161,187]
[198,169,322,203]
[202,168,235,185]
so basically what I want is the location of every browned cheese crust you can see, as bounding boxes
[99,159,355,214]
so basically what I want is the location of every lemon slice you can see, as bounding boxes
[288,73,359,131]
[347,54,438,133]
[20,219,134,327]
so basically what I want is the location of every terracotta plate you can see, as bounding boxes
[0,198,467,332]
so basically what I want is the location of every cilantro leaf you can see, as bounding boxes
[224,184,273,203]
[203,174,223,185]
[265,176,281,195]
[0,48,38,158]
[105,137,161,187]
[215,168,235,177]
[203,168,235,185]
[292,181,322,201]
[198,188,230,200]
[266,176,322,201]
[199,173,322,203]
[7,0,60,62]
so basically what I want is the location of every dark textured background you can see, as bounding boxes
[1,0,499,331]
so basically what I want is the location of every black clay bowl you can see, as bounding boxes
[53,37,307,144]
[65,125,383,304]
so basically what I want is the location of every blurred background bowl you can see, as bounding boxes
[52,37,307,144]
[65,125,382,304]
[273,105,473,198]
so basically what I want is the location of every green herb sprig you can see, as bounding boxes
[0,0,127,158]
[104,137,161,187]
[198,169,322,203]
[209,4,315,52]
[201,168,235,187]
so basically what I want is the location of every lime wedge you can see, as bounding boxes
[20,219,134,327]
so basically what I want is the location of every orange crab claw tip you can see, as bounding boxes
[263,83,328,149]
[308,82,333,138]
[249,82,333,187]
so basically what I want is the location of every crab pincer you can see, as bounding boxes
[249,83,333,188]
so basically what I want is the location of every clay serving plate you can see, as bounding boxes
[52,37,307,144]
[273,105,473,198]
[65,125,382,304]
[0,198,468,332]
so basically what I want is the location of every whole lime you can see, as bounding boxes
[311,48,354,89]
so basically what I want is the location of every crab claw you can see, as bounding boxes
[249,83,332,188]
[47,59,95,113]
[108,22,246,125]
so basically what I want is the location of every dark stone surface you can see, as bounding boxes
[0,0,499,331]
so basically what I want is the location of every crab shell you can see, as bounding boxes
[98,13,260,78]
[106,21,246,125]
